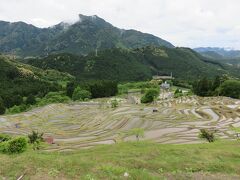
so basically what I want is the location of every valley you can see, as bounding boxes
[1,95,239,152]
[0,7,240,179]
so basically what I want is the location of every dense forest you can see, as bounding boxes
[22,46,240,82]
[193,76,240,99]
[0,55,74,114]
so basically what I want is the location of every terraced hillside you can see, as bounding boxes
[0,96,239,152]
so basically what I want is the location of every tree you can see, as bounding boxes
[88,81,118,98]
[66,82,75,98]
[3,95,23,108]
[0,99,6,115]
[13,95,23,106]
[129,128,145,141]
[26,94,36,105]
[193,77,212,96]
[219,80,240,99]
[141,89,159,103]
[72,87,92,101]
[212,76,221,91]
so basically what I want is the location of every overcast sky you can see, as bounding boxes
[1,0,240,49]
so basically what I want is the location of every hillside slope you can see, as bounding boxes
[0,14,173,57]
[0,55,73,107]
[22,46,240,81]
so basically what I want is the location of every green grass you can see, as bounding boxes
[0,141,240,179]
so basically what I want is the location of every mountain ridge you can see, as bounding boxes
[0,14,174,57]
[194,47,240,59]
[21,46,240,82]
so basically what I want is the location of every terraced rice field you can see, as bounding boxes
[0,96,239,152]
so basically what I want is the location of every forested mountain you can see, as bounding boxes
[0,14,173,57]
[194,47,240,59]
[0,55,73,109]
[22,46,240,82]
[194,47,240,67]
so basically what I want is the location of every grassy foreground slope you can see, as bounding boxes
[0,141,240,179]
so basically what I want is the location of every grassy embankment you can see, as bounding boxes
[0,141,240,179]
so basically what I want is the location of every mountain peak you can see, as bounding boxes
[0,14,174,56]
[78,14,101,22]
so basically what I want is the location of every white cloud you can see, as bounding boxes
[0,0,240,49]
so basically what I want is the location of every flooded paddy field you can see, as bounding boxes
[0,96,239,152]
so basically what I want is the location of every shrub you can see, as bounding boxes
[0,141,8,153]
[0,134,11,143]
[141,89,159,103]
[111,99,118,108]
[72,87,92,101]
[7,137,28,154]
[39,92,70,106]
[28,131,44,144]
[7,104,29,114]
[199,129,216,143]
[129,128,145,141]
[174,88,183,98]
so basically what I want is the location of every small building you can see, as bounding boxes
[152,73,174,81]
[161,81,170,90]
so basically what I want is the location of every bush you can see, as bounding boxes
[0,134,11,143]
[28,131,44,150]
[7,137,28,154]
[39,92,71,106]
[129,128,145,141]
[7,104,29,114]
[72,87,92,101]
[111,99,118,108]
[28,131,44,144]
[0,141,8,153]
[199,129,216,143]
[174,88,183,98]
[141,89,159,103]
